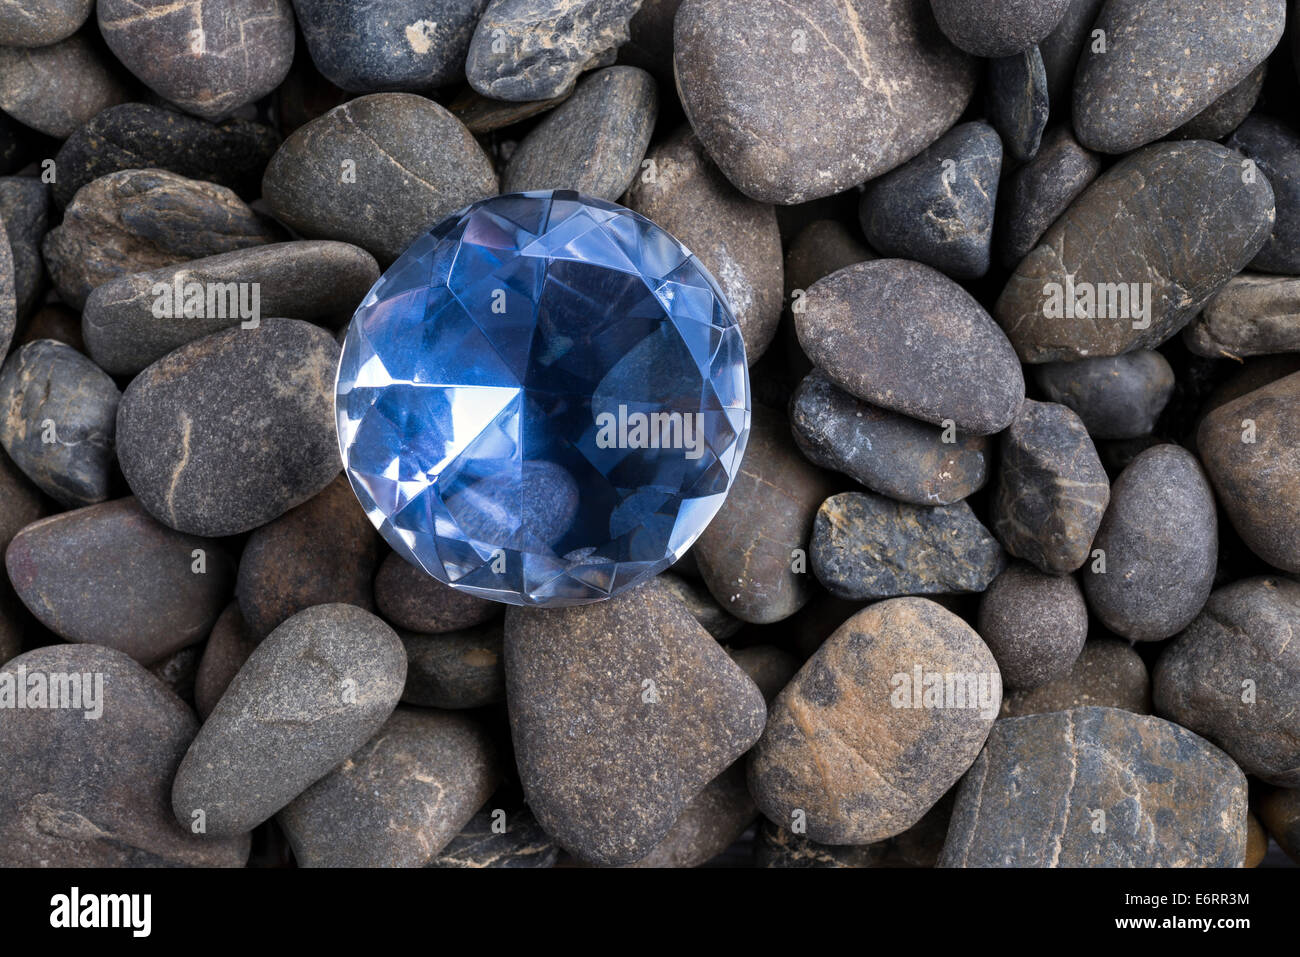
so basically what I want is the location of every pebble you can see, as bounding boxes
[996,128,1101,270]
[0,0,93,47]
[977,562,1087,689]
[0,177,49,320]
[1258,787,1300,864]
[431,805,559,868]
[0,220,11,362]
[503,579,766,864]
[293,0,491,93]
[750,597,1000,844]
[1000,637,1151,717]
[1173,63,1266,141]
[1186,274,1300,359]
[942,707,1247,866]
[115,319,342,536]
[236,475,378,639]
[503,66,657,200]
[172,604,406,837]
[447,87,570,135]
[673,0,977,204]
[0,35,129,138]
[624,125,782,364]
[98,0,295,121]
[859,121,1001,280]
[1039,0,1105,113]
[785,221,873,299]
[692,405,834,624]
[1226,115,1300,275]
[1082,444,1217,640]
[194,603,258,721]
[5,497,233,665]
[1197,371,1300,572]
[0,644,248,866]
[52,104,279,208]
[1154,576,1300,786]
[1073,0,1283,154]
[466,0,641,102]
[44,168,284,310]
[756,792,955,868]
[374,551,502,634]
[0,445,43,552]
[992,398,1110,574]
[82,241,378,376]
[278,707,498,867]
[0,339,120,507]
[996,141,1276,362]
[658,572,742,641]
[400,623,505,709]
[931,0,1073,58]
[148,643,202,701]
[1032,351,1175,439]
[987,48,1049,163]
[797,259,1025,434]
[811,491,1007,600]
[262,93,498,265]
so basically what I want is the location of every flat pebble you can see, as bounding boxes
[977,562,1087,689]
[987,48,1049,163]
[1032,351,1175,439]
[1000,637,1151,717]
[0,35,128,138]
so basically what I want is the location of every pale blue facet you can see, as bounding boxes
[335,190,751,606]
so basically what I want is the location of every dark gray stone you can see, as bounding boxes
[977,562,1087,690]
[791,369,989,506]
[52,104,279,208]
[1032,351,1175,439]
[859,121,1001,280]
[1186,274,1300,358]
[503,66,656,200]
[798,259,1025,434]
[1155,576,1300,786]
[0,0,93,46]
[0,644,248,866]
[503,578,766,864]
[466,0,641,101]
[262,93,497,266]
[997,126,1101,269]
[116,319,342,536]
[996,141,1276,362]
[940,707,1248,867]
[992,399,1109,574]
[0,177,48,320]
[931,0,1072,57]
[987,47,1049,163]
[811,491,1007,600]
[785,220,873,299]
[1073,0,1283,153]
[292,0,491,93]
[82,241,377,376]
[5,498,233,666]
[0,214,11,363]
[194,603,257,722]
[1039,0,1105,114]
[172,604,407,837]
[44,168,284,310]
[1227,115,1300,275]
[400,623,505,709]
[1082,444,1217,641]
[0,339,119,507]
[278,707,498,867]
[98,0,295,121]
[1000,637,1151,717]
[374,551,502,634]
[430,805,559,868]
[1172,63,1265,141]
[0,35,128,138]
[674,0,977,204]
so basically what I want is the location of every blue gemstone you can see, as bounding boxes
[335,190,751,607]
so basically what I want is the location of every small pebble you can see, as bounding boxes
[194,603,258,721]
[1032,351,1175,439]
[0,35,128,138]
[1225,115,1300,275]
[0,0,93,47]
[996,126,1101,269]
[977,562,1087,689]
[400,623,505,709]
[430,805,559,868]
[0,176,49,320]
[1000,636,1151,717]
[931,0,1073,58]
[1186,274,1300,359]
[374,550,502,634]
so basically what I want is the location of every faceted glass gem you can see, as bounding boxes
[335,190,751,607]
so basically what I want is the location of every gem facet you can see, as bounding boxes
[335,190,751,607]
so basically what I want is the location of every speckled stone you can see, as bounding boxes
[1227,115,1300,275]
[1073,0,1283,154]
[278,707,498,867]
[674,0,977,204]
[0,35,129,138]
[750,597,999,844]
[5,497,233,665]
[1000,637,1151,717]
[115,319,342,536]
[798,259,1024,434]
[996,126,1101,269]
[262,93,497,266]
[1197,372,1300,572]
[940,707,1248,867]
[693,405,835,624]
[503,66,657,200]
[400,623,505,709]
[0,0,93,46]
[0,644,248,867]
[1154,576,1300,786]
[0,177,49,320]
[992,399,1110,574]
[931,0,1072,57]
[1186,274,1300,359]
[624,125,782,364]
[374,551,502,634]
[503,578,766,864]
[987,47,1048,163]
[194,603,258,721]
[785,220,873,300]
[996,141,1276,362]
[1172,63,1266,141]
[98,0,295,121]
[811,491,1007,600]
[859,121,1001,280]
[430,804,559,868]
[1032,351,1175,439]
[172,604,407,837]
[1082,444,1217,640]
[977,562,1087,690]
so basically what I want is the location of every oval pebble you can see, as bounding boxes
[931,0,1073,58]
[996,126,1101,269]
[400,623,505,709]
[0,35,128,138]
[1032,351,1175,440]
[977,562,1087,690]
[1000,636,1151,717]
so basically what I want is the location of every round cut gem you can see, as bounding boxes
[335,190,751,607]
